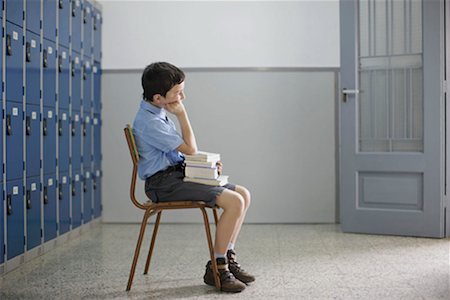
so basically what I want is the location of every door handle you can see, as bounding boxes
[6,114,12,135]
[26,42,31,62]
[43,118,48,136]
[58,55,63,73]
[26,116,31,135]
[43,49,48,68]
[59,184,63,200]
[27,189,32,209]
[342,88,360,103]
[7,195,12,215]
[44,186,48,204]
[6,34,12,56]
[72,180,76,196]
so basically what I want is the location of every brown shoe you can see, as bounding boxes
[226,249,255,284]
[203,257,246,293]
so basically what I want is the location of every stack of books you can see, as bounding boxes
[183,151,229,186]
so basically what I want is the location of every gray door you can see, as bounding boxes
[340,0,445,237]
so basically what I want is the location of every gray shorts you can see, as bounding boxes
[145,166,236,207]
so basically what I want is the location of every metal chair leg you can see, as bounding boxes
[126,209,151,291]
[144,211,162,275]
[200,207,221,290]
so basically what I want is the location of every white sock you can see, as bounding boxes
[214,252,226,259]
[227,243,235,251]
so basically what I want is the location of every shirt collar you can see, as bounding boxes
[140,100,167,121]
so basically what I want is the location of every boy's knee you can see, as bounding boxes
[237,186,251,209]
[228,194,245,215]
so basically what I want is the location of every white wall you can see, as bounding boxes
[98,0,340,69]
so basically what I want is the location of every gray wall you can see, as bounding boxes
[102,69,338,223]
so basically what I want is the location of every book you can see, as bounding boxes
[185,165,218,179]
[183,175,229,186]
[185,160,217,168]
[184,151,220,163]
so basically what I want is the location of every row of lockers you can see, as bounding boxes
[3,0,102,61]
[0,167,102,262]
[3,21,102,112]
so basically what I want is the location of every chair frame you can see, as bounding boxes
[124,125,221,291]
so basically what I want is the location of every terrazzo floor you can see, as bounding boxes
[0,223,449,299]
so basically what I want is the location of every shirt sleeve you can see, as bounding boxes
[136,118,184,153]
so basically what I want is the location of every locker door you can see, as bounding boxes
[71,53,81,111]
[6,22,24,103]
[58,109,70,172]
[25,31,40,106]
[71,112,81,171]
[93,8,101,62]
[26,177,41,250]
[43,107,56,175]
[83,171,91,223]
[93,114,101,170]
[71,0,82,54]
[58,0,70,48]
[83,115,91,170]
[6,179,24,260]
[58,172,70,234]
[82,58,92,112]
[43,0,57,42]
[25,104,41,177]
[93,62,101,113]
[93,169,101,218]
[6,0,24,27]
[0,183,4,264]
[6,103,24,181]
[58,46,70,109]
[71,172,81,228]
[26,0,41,35]
[43,174,57,241]
[43,40,57,108]
[82,1,92,57]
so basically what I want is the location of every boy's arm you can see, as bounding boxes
[166,101,198,155]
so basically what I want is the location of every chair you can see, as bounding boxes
[124,124,221,291]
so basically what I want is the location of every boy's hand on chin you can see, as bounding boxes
[165,101,185,116]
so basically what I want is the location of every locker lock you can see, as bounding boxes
[43,118,48,136]
[7,195,12,215]
[6,34,12,56]
[59,0,63,9]
[59,184,63,201]
[58,55,63,73]
[27,190,32,209]
[6,115,12,136]
[26,116,32,136]
[72,180,76,196]
[43,49,48,68]
[59,119,63,136]
[26,42,31,63]
[44,186,48,204]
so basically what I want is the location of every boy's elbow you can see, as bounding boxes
[185,146,197,155]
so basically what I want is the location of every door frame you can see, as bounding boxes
[446,0,450,237]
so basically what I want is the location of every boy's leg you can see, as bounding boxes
[229,185,251,245]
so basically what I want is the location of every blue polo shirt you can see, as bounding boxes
[133,100,184,180]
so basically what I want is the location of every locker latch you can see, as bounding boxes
[58,55,63,73]
[43,118,48,136]
[83,64,87,80]
[71,61,75,77]
[6,34,12,56]
[26,42,31,63]
[59,0,63,9]
[83,122,86,136]
[6,114,12,136]
[7,195,12,215]
[43,186,48,204]
[43,49,48,68]
[72,180,76,196]
[59,184,63,201]
[26,116,31,136]
[72,0,76,17]
[83,179,87,193]
[26,190,32,209]
[93,177,97,190]
[93,16,97,31]
[83,8,88,24]
[59,119,63,136]
[71,120,76,136]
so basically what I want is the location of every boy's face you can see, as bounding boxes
[153,82,185,108]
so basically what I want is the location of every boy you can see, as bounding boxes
[133,62,255,293]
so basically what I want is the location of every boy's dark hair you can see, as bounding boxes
[141,62,185,102]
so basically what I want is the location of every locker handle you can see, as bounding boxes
[72,180,76,196]
[44,186,48,204]
[59,184,63,201]
[26,42,31,63]
[7,195,12,215]
[83,179,87,193]
[83,122,86,136]
[93,17,97,31]
[59,0,63,9]
[26,190,32,209]
[6,34,12,56]
[26,116,32,135]
[93,177,97,190]
[71,61,75,77]
[83,8,88,24]
[43,49,48,68]
[43,118,48,136]
[59,119,63,136]
[72,0,76,17]
[83,64,87,80]
[6,115,12,136]
[58,55,63,73]
[72,121,76,136]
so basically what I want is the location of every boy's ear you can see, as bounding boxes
[152,94,162,103]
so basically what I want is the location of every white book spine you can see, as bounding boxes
[185,166,218,179]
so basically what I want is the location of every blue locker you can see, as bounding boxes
[83,115,91,170]
[93,114,101,169]
[71,0,82,54]
[93,7,101,62]
[43,0,57,42]
[59,172,70,234]
[71,112,81,171]
[82,57,92,112]
[43,107,56,175]
[0,183,4,264]
[58,46,70,109]
[43,40,57,108]
[58,109,70,172]
[6,0,24,27]
[93,169,101,218]
[26,104,41,177]
[6,102,24,181]
[58,0,70,48]
[5,22,24,104]
[25,30,40,105]
[71,53,81,111]
[83,171,91,223]
[26,176,41,250]
[26,0,41,35]
[93,62,101,113]
[71,171,82,229]
[43,174,57,241]
[82,1,92,57]
[6,179,24,260]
